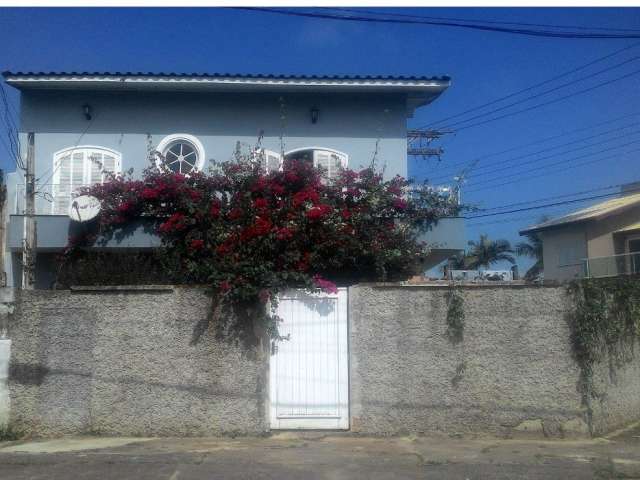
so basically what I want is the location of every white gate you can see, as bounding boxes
[270,288,349,429]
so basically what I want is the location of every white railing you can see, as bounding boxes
[583,252,640,278]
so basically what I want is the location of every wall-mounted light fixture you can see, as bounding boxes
[310,106,319,124]
[82,104,92,121]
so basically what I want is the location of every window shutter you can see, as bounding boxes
[52,147,122,215]
[264,150,282,173]
[101,154,118,181]
[88,152,103,184]
[254,149,282,173]
[52,154,72,214]
[314,150,330,176]
[313,150,347,180]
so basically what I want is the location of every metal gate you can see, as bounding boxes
[269,288,349,429]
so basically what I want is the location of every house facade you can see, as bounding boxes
[1,71,464,288]
[520,184,640,281]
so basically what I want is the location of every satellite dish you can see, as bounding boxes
[69,195,101,222]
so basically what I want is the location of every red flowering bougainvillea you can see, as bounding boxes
[67,155,460,340]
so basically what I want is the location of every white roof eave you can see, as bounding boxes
[5,75,450,92]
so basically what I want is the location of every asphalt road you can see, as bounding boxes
[0,427,639,479]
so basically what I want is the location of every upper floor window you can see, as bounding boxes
[284,148,348,181]
[52,146,122,215]
[252,148,283,173]
[155,134,205,175]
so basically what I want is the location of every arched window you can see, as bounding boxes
[155,134,205,175]
[284,147,348,180]
[52,146,122,215]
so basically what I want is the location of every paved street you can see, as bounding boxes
[0,426,639,479]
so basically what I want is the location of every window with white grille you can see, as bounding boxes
[284,148,348,181]
[155,134,205,175]
[253,148,282,173]
[51,146,122,215]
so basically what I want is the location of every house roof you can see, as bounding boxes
[1,71,451,114]
[2,71,450,83]
[615,221,640,233]
[519,192,640,234]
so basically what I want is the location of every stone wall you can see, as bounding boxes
[7,287,269,437]
[348,284,640,437]
[4,284,640,437]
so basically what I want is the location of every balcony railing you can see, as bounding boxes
[583,252,640,278]
[14,182,461,216]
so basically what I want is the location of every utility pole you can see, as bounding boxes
[452,158,481,206]
[21,133,36,290]
[0,172,6,288]
[406,129,452,159]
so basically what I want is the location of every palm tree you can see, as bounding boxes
[465,234,515,270]
[515,215,548,281]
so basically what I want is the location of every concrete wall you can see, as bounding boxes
[0,339,9,427]
[7,287,269,437]
[348,284,640,437]
[4,284,640,437]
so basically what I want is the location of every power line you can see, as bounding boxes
[0,82,24,171]
[465,137,640,189]
[0,116,19,166]
[418,41,640,130]
[473,182,626,212]
[235,7,640,39]
[329,8,640,34]
[429,121,640,182]
[465,146,640,193]
[436,56,640,131]
[466,188,638,219]
[0,130,15,162]
[35,117,95,187]
[428,112,640,179]
[451,67,640,133]
[468,208,575,227]
[457,129,640,184]
[467,209,575,227]
[0,81,19,124]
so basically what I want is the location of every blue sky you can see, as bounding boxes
[1,7,639,273]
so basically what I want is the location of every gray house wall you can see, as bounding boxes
[5,284,640,437]
[3,89,469,287]
[539,227,588,282]
[9,90,409,215]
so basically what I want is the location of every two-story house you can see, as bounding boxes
[519,183,640,281]
[1,71,465,288]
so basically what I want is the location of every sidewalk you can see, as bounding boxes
[0,426,639,479]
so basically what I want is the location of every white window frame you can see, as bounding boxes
[155,133,206,175]
[253,148,283,173]
[284,147,349,180]
[51,145,122,215]
[625,233,640,254]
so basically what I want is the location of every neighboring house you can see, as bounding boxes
[1,71,464,288]
[519,183,640,281]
